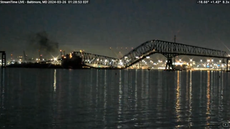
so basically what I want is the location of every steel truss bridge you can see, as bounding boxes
[72,40,230,70]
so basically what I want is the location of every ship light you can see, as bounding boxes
[69,53,72,59]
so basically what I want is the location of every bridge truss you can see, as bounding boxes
[72,40,230,70]
[72,51,119,67]
[120,40,229,69]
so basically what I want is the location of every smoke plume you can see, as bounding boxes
[26,31,59,58]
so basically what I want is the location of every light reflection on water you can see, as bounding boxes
[0,68,230,128]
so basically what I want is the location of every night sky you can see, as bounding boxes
[0,0,230,58]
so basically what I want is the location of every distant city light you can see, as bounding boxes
[174,62,183,65]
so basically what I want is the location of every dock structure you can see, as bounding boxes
[0,51,6,68]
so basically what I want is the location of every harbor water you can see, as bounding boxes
[0,68,230,128]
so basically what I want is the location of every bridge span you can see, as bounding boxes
[72,51,118,68]
[120,40,229,69]
[72,39,230,70]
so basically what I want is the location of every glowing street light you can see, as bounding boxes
[119,60,124,66]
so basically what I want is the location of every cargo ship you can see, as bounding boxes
[61,52,84,69]
[7,62,63,68]
[7,52,84,69]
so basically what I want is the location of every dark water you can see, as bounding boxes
[0,68,230,129]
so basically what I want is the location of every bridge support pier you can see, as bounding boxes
[227,58,229,71]
[165,58,173,70]
[1,51,6,68]
[163,54,176,70]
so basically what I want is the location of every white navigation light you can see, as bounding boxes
[146,56,150,59]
